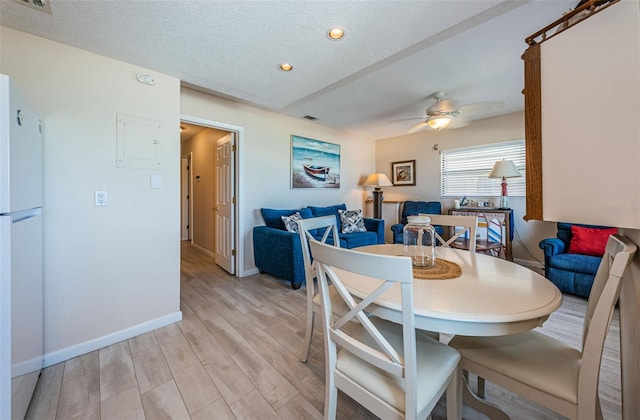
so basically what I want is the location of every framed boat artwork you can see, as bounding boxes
[291,135,340,189]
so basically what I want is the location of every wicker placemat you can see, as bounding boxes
[413,258,462,280]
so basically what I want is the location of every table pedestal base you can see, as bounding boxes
[462,374,510,420]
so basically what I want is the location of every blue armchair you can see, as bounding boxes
[253,204,385,289]
[390,201,443,244]
[539,222,614,298]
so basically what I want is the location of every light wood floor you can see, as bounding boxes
[25,242,622,420]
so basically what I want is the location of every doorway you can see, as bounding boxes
[180,116,241,276]
[181,152,192,241]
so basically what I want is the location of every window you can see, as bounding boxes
[440,140,526,197]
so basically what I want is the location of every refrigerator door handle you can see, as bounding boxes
[4,208,42,223]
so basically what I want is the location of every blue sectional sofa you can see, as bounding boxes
[253,203,385,289]
[539,222,616,298]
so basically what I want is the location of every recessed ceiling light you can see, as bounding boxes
[327,27,345,40]
[279,63,293,71]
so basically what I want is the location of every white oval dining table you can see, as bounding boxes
[333,244,564,419]
[342,244,563,337]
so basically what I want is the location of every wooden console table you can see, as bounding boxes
[448,208,514,261]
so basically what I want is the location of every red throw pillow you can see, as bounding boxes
[568,225,618,257]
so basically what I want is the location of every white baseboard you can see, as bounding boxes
[240,267,259,277]
[514,258,545,274]
[43,311,182,367]
[11,355,43,377]
[189,242,258,278]
[191,242,215,258]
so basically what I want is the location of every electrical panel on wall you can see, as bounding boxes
[116,114,162,170]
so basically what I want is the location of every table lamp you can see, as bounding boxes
[363,173,393,219]
[488,159,521,209]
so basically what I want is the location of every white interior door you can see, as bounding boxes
[215,133,234,274]
[180,153,191,241]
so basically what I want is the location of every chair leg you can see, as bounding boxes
[323,325,338,420]
[324,377,337,420]
[477,376,485,398]
[446,367,462,420]
[300,303,315,362]
[463,370,485,398]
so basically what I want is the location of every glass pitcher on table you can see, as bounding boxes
[402,215,436,268]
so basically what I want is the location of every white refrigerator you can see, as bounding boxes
[0,74,44,420]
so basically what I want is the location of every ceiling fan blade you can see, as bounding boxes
[458,101,506,117]
[388,116,425,123]
[449,116,471,129]
[428,98,459,114]
[406,121,430,133]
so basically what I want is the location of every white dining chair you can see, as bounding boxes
[422,214,478,252]
[298,215,345,363]
[448,234,636,420]
[310,239,461,420]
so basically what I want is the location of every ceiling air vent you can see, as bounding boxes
[12,0,52,14]
[303,115,318,121]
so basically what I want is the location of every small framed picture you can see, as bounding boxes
[391,160,416,186]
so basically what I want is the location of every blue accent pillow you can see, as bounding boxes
[261,207,313,230]
[308,203,347,228]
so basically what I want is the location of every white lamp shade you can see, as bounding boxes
[363,173,393,187]
[488,160,521,179]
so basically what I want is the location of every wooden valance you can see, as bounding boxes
[525,0,620,46]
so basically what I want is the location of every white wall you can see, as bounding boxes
[375,112,557,264]
[540,0,640,229]
[1,27,181,364]
[181,88,376,275]
[0,26,377,364]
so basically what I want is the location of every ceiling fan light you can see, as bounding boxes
[427,116,452,130]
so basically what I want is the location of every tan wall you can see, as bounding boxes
[375,112,557,264]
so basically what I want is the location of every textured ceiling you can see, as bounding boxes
[0,0,576,139]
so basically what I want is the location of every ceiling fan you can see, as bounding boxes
[394,91,505,133]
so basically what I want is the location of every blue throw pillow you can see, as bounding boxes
[308,203,347,228]
[261,207,313,230]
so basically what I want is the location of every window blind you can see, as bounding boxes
[440,140,526,197]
